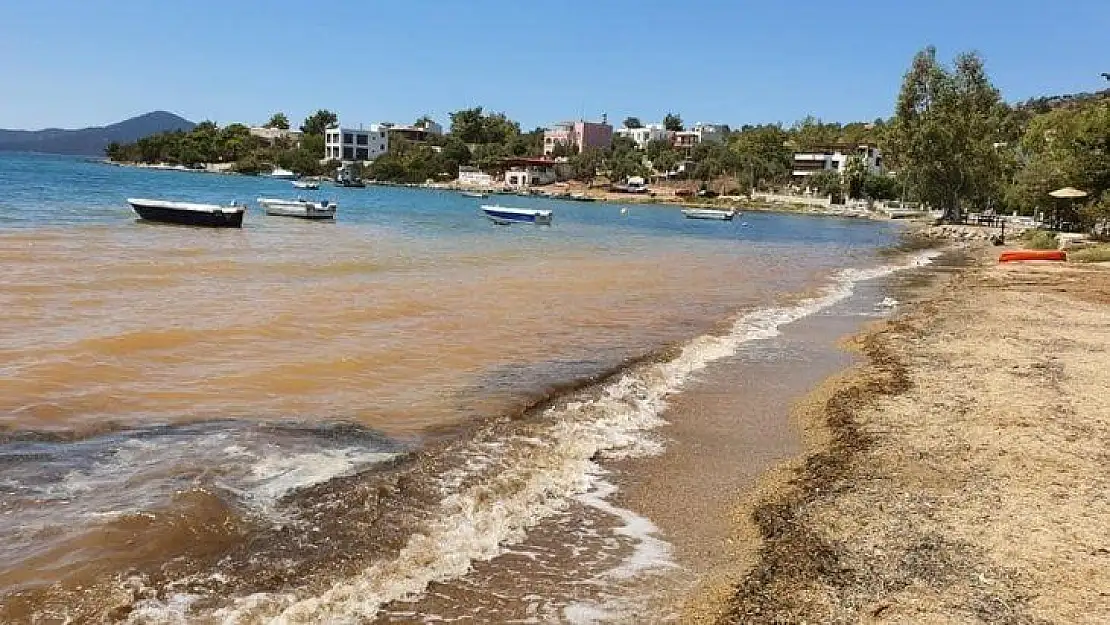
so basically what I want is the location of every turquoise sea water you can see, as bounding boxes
[0,152,899,247]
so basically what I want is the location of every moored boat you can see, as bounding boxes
[292,180,319,190]
[270,167,297,180]
[127,198,246,228]
[569,193,596,202]
[480,205,553,225]
[257,197,337,220]
[681,208,737,221]
[460,191,488,198]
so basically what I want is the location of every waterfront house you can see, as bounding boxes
[249,126,303,145]
[324,124,390,162]
[380,120,444,144]
[673,123,730,149]
[543,120,613,155]
[458,165,494,188]
[502,157,557,188]
[791,143,884,180]
[614,124,670,150]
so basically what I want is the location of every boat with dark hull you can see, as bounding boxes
[127,198,246,228]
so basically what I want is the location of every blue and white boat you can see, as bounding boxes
[480,205,553,225]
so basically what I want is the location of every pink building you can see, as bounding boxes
[543,120,613,155]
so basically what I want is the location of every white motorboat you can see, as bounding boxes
[480,205,553,225]
[292,180,319,190]
[127,198,245,228]
[269,167,297,180]
[257,197,337,220]
[681,208,737,221]
[460,191,488,198]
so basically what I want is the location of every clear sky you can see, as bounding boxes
[1,0,1107,131]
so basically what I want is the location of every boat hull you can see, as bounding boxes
[481,206,553,225]
[258,199,337,220]
[999,250,1067,263]
[130,203,245,228]
[263,207,336,220]
[682,209,735,221]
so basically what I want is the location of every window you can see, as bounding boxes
[531,177,540,185]
[379,144,385,151]
[356,134,368,145]
[356,148,369,160]
[509,175,518,184]
[343,133,353,144]
[380,132,386,138]
[343,147,354,159]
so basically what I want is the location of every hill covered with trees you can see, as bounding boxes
[0,111,194,156]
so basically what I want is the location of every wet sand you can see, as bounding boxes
[691,249,1110,623]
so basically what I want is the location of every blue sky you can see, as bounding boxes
[1,0,1107,131]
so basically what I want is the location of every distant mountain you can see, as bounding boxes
[0,111,196,156]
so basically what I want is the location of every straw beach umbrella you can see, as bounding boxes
[1048,187,1088,199]
[1047,187,1088,230]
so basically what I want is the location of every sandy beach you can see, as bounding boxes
[680,246,1110,623]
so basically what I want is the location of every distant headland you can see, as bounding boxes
[0,111,195,156]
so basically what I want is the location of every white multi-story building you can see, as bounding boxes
[324,124,390,162]
[691,123,729,144]
[791,144,884,179]
[614,123,670,149]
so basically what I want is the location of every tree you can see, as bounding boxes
[1008,101,1110,226]
[623,117,643,129]
[570,148,604,184]
[663,113,684,132]
[791,116,841,150]
[264,112,290,130]
[300,109,338,135]
[843,155,867,199]
[610,134,638,156]
[730,124,792,189]
[862,173,900,200]
[414,114,434,128]
[448,107,521,144]
[885,47,1009,221]
[441,136,472,165]
[807,170,843,200]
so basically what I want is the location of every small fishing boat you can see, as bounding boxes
[569,193,596,202]
[257,197,337,220]
[270,167,297,180]
[460,191,488,198]
[681,208,737,221]
[480,205,553,225]
[999,250,1067,263]
[127,198,246,228]
[292,180,319,190]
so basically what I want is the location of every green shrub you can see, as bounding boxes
[1069,245,1110,263]
[1023,229,1060,250]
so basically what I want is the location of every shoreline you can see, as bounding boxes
[100,158,903,221]
[682,244,1110,623]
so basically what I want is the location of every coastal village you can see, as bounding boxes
[103,52,1108,239]
[243,114,890,217]
[4,6,1110,619]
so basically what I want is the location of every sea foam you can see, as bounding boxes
[135,251,939,624]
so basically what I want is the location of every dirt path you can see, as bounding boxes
[699,253,1110,624]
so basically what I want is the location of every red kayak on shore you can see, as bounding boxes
[999,250,1067,263]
